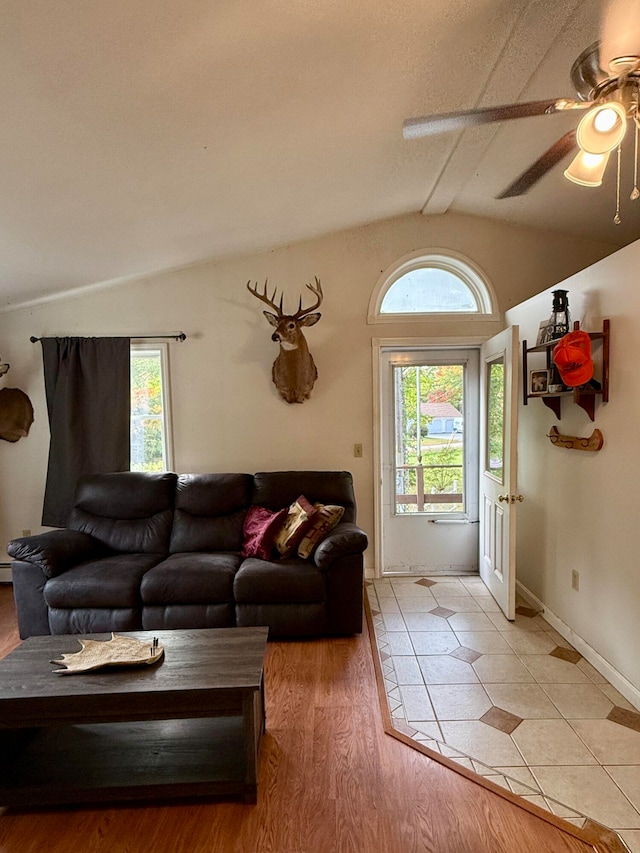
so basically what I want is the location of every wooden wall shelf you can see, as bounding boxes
[522,319,609,422]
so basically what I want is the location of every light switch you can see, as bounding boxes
[354,443,363,458]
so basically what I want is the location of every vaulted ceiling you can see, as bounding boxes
[1,0,636,308]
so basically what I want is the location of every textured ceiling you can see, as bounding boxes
[0,0,636,308]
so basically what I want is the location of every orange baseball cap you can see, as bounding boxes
[552,330,593,387]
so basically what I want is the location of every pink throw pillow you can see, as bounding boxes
[241,506,288,560]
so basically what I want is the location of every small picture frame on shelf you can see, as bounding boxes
[529,369,549,395]
[536,321,555,346]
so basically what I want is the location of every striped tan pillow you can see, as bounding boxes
[297,503,344,559]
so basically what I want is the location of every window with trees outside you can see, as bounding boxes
[394,360,468,515]
[130,344,173,472]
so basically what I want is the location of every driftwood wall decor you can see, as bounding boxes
[247,277,323,404]
[547,425,603,452]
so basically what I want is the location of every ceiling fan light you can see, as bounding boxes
[607,55,640,75]
[600,0,640,75]
[564,150,610,187]
[577,102,627,154]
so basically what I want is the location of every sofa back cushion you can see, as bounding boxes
[169,473,253,553]
[252,471,357,524]
[68,471,177,554]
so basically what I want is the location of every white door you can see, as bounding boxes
[479,326,519,620]
[379,347,480,575]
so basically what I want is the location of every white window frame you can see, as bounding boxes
[130,341,174,473]
[368,248,499,324]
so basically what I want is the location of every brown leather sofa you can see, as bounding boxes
[8,470,367,639]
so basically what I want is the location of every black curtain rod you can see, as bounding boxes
[30,333,187,343]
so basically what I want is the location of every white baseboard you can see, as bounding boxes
[0,563,12,583]
[517,580,640,712]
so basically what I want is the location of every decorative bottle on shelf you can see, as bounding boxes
[548,290,570,392]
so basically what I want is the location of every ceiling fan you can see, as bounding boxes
[403,0,640,220]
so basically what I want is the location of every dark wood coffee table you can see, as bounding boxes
[0,627,268,807]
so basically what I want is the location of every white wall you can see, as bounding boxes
[0,210,614,576]
[506,239,640,701]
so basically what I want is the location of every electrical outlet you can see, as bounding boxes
[572,569,580,591]
[22,528,31,538]
[354,443,363,458]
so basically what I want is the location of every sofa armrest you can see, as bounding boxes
[7,529,104,579]
[312,522,368,570]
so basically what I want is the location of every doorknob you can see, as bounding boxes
[498,494,524,503]
[498,494,509,502]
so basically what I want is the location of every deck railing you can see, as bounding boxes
[395,463,463,512]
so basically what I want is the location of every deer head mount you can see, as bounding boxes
[247,277,323,404]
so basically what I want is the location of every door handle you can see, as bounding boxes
[498,494,524,503]
[498,494,509,502]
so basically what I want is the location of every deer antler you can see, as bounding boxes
[294,277,323,319]
[246,279,284,315]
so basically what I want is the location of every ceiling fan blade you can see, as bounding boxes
[496,129,577,199]
[403,99,573,140]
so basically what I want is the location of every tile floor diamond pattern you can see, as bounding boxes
[480,706,523,735]
[367,576,640,851]
[450,646,482,664]
[430,606,456,619]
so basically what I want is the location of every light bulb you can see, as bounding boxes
[577,102,627,154]
[582,152,605,168]
[564,150,610,186]
[594,108,618,133]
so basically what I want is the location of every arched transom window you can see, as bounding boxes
[369,249,496,323]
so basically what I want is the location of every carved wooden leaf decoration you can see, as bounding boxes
[51,633,164,674]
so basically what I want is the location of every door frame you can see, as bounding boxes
[372,335,488,579]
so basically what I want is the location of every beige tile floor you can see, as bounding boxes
[367,575,640,853]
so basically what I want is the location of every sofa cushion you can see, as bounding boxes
[141,552,242,604]
[143,603,235,630]
[236,603,327,637]
[252,471,356,523]
[44,554,161,608]
[169,473,253,553]
[234,557,327,604]
[241,506,288,559]
[48,607,141,635]
[68,471,177,554]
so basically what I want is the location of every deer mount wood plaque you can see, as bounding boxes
[247,277,323,404]
[0,387,34,442]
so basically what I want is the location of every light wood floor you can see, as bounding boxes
[0,586,612,853]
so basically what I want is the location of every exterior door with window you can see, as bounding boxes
[379,347,480,575]
[479,326,519,620]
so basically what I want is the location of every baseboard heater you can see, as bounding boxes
[0,563,12,583]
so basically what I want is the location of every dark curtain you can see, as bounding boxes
[40,337,131,527]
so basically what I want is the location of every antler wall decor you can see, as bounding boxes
[247,277,323,404]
